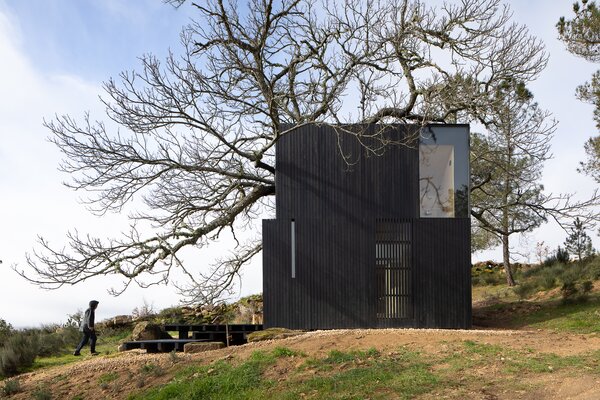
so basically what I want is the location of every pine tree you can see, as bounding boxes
[558,1,600,183]
[471,80,555,286]
[564,217,596,260]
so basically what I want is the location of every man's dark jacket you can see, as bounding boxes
[79,300,99,332]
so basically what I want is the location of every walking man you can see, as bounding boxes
[73,300,100,356]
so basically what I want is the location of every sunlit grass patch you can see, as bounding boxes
[278,348,438,400]
[518,296,600,333]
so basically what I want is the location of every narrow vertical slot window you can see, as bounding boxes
[291,219,296,278]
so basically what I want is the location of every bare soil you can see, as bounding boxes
[7,326,600,399]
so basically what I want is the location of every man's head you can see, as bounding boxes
[89,300,99,309]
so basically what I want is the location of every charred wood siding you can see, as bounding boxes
[263,124,471,330]
[413,218,472,328]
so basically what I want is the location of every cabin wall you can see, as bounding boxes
[263,124,471,329]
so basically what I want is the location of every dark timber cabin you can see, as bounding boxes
[262,124,471,329]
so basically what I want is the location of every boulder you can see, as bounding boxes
[247,328,303,342]
[183,342,225,354]
[104,315,133,328]
[113,315,132,326]
[251,312,263,325]
[131,321,172,341]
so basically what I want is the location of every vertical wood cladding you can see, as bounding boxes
[263,124,471,330]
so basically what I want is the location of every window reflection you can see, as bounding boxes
[419,145,455,217]
[419,126,469,218]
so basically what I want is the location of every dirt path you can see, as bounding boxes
[7,328,600,399]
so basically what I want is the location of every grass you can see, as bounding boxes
[128,347,442,400]
[516,295,600,333]
[8,257,600,398]
[473,256,600,333]
[128,349,280,400]
[127,340,600,400]
[472,283,517,303]
[27,328,131,373]
[455,340,586,374]
[31,384,52,400]
[1,377,22,396]
[98,372,119,384]
[475,289,600,333]
[284,348,439,400]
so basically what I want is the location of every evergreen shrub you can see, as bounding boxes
[0,332,39,377]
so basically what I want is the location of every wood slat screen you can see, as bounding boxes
[376,220,412,320]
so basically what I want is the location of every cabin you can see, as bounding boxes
[262,124,471,329]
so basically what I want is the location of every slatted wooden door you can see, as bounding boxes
[375,220,413,326]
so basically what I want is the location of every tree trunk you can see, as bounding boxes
[502,234,516,286]
[502,136,516,287]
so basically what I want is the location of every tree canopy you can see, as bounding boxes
[21,0,549,303]
[558,0,600,183]
[471,79,600,281]
[564,217,596,260]
[471,80,555,284]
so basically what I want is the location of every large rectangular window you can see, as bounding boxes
[419,145,455,217]
[419,126,469,218]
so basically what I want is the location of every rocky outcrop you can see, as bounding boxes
[247,328,303,342]
[109,315,133,327]
[131,321,172,341]
[183,342,225,353]
[154,294,264,325]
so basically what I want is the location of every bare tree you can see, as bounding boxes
[21,0,548,303]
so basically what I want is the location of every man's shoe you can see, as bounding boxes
[73,352,81,356]
[91,352,100,356]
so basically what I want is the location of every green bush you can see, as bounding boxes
[544,246,570,266]
[0,332,40,377]
[559,267,580,286]
[556,246,570,264]
[522,265,543,278]
[533,267,563,290]
[584,256,600,280]
[1,377,21,396]
[471,275,483,286]
[543,255,557,267]
[561,282,578,302]
[581,280,594,294]
[481,272,502,285]
[37,330,76,358]
[155,307,188,325]
[17,325,81,358]
[513,282,537,300]
[32,384,52,400]
[0,319,13,348]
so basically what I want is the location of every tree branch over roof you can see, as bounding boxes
[22,0,550,304]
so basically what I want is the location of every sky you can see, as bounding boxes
[0,0,599,328]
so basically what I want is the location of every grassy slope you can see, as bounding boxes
[25,329,131,373]
[4,257,600,399]
[127,259,600,399]
[124,342,600,400]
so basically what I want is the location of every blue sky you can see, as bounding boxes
[5,0,188,79]
[0,0,598,327]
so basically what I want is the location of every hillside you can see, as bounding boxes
[5,327,600,399]
[4,258,600,399]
